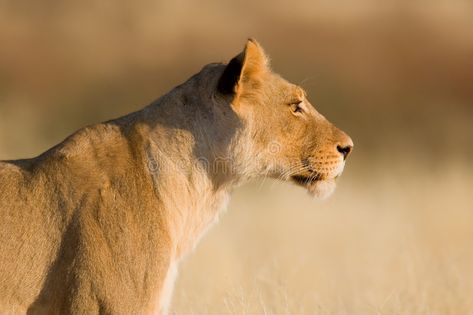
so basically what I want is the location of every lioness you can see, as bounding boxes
[0,39,352,314]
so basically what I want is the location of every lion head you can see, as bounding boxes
[216,39,353,198]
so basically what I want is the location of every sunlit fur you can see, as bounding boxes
[0,39,352,314]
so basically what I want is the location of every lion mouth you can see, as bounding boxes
[290,173,337,199]
[291,173,322,186]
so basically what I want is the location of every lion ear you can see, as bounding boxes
[217,38,269,96]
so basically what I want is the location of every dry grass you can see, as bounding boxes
[172,161,473,314]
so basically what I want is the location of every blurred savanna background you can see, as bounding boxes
[1,0,472,314]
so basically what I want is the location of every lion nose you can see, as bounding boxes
[336,135,353,160]
[332,127,353,160]
[337,145,352,160]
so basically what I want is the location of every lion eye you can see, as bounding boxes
[290,101,304,114]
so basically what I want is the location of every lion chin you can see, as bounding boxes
[291,175,337,199]
[306,178,337,199]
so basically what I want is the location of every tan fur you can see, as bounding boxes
[0,39,352,315]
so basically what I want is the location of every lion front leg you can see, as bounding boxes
[154,262,178,315]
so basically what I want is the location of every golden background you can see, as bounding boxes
[1,1,472,314]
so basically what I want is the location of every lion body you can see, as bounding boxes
[0,40,352,314]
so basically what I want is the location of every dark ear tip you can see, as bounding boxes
[217,52,245,95]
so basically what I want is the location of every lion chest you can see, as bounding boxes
[172,190,230,259]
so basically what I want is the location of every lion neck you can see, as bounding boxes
[135,88,256,258]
